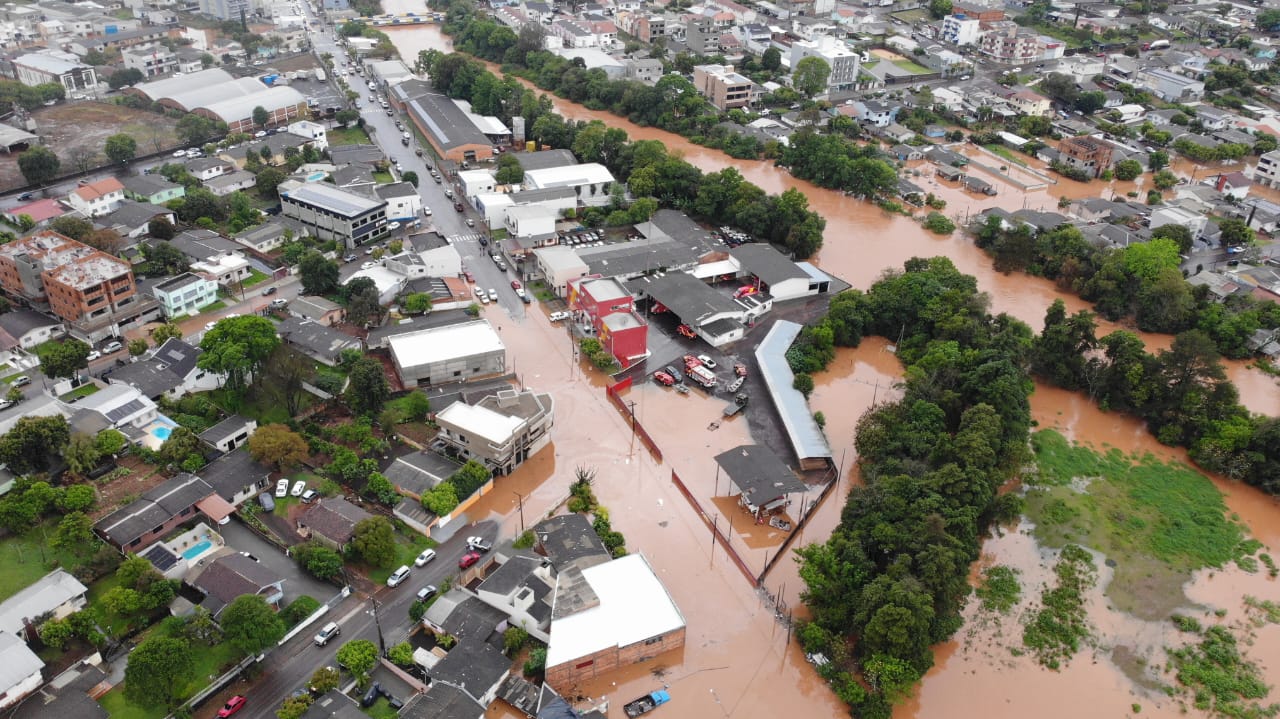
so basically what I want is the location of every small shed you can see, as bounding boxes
[713,444,807,517]
[936,165,966,182]
[962,175,997,195]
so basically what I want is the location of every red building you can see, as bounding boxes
[568,275,648,368]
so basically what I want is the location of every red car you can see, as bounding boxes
[217,696,247,718]
[510,279,522,290]
[463,271,474,282]
[459,551,481,569]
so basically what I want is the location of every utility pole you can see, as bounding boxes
[513,491,526,534]
[626,399,637,456]
[370,596,386,655]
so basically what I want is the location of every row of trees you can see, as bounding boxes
[417,49,828,257]
[1032,301,1280,492]
[973,218,1280,359]
[796,257,1032,716]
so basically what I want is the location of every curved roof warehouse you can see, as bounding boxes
[126,68,308,133]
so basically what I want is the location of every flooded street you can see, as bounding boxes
[376,16,1280,718]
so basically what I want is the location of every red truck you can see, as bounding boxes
[682,355,716,388]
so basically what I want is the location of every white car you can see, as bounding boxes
[549,311,570,322]
[388,221,401,231]
[86,350,101,361]
[414,549,437,567]
[254,130,267,138]
[204,320,218,331]
[386,565,411,587]
[697,355,717,369]
[487,288,498,301]
[423,206,432,216]
[362,261,376,270]
[291,480,306,497]
[275,478,290,498]
[313,622,340,646]
[477,292,489,304]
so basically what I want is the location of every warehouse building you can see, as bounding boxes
[388,320,506,386]
[390,79,494,164]
[126,69,309,133]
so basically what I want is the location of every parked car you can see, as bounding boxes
[86,350,101,361]
[313,622,341,646]
[258,492,275,511]
[466,536,492,553]
[388,221,401,231]
[344,254,358,262]
[217,695,247,718]
[487,288,498,301]
[459,551,481,569]
[269,298,288,310]
[291,480,306,496]
[466,218,474,227]
[697,355,717,369]
[361,683,381,708]
[102,341,123,354]
[414,549,437,567]
[423,206,432,216]
[386,565,411,587]
[275,478,290,497]
[262,286,278,295]
[17,192,33,201]
[416,585,437,602]
[549,311,570,322]
[510,280,522,290]
[463,271,474,282]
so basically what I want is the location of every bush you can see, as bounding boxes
[922,212,956,235]
[523,646,547,676]
[793,372,815,398]
[503,627,529,655]
[280,595,321,626]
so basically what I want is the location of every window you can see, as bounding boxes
[575,659,594,669]
[644,636,662,645]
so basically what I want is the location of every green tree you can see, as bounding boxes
[334,109,360,127]
[762,47,782,71]
[108,68,144,89]
[388,641,415,666]
[255,166,286,196]
[402,170,419,187]
[221,594,286,656]
[39,618,72,649]
[1150,224,1194,254]
[1113,159,1143,181]
[124,636,193,707]
[175,114,220,146]
[293,541,345,580]
[198,315,281,392]
[57,484,96,512]
[364,472,399,505]
[253,105,271,127]
[793,56,831,98]
[345,357,390,416]
[104,133,138,166]
[309,666,340,694]
[299,250,340,295]
[248,423,309,471]
[51,512,94,555]
[403,292,433,315]
[128,338,149,357]
[336,639,379,685]
[793,372,815,398]
[928,0,953,18]
[158,425,201,468]
[151,322,183,344]
[421,481,459,516]
[141,241,190,276]
[1218,217,1255,248]
[18,145,60,186]
[494,153,525,184]
[350,516,396,567]
[259,345,315,417]
[277,695,313,719]
[1152,169,1178,189]
[448,459,492,499]
[50,215,93,240]
[0,415,71,474]
[62,432,101,475]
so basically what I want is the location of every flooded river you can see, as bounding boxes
[376,14,1280,719]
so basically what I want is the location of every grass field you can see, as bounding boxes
[98,621,244,718]
[891,58,933,74]
[0,524,94,602]
[372,171,394,183]
[983,144,1029,167]
[60,383,102,401]
[329,126,373,146]
[240,268,270,288]
[366,531,438,585]
[1025,430,1253,619]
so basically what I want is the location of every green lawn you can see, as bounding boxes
[0,372,27,384]
[891,58,932,74]
[199,300,228,314]
[99,688,166,719]
[329,126,372,146]
[59,383,101,401]
[365,697,400,719]
[240,268,270,288]
[366,531,437,585]
[372,171,394,184]
[207,387,309,424]
[0,524,97,602]
[983,144,1029,167]
[98,623,244,718]
[1025,430,1251,620]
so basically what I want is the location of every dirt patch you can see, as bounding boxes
[264,52,323,74]
[0,101,181,191]
[870,47,905,61]
[89,456,170,520]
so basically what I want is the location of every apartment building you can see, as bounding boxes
[635,14,666,43]
[789,36,861,93]
[1059,136,1115,178]
[0,231,143,331]
[198,0,250,20]
[1254,149,1280,188]
[693,64,753,111]
[279,182,388,250]
[941,14,981,45]
[122,44,177,77]
[980,21,1042,64]
[435,387,555,476]
[150,272,218,318]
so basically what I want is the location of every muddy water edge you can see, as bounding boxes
[377,15,1280,719]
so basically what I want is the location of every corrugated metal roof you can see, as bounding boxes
[754,320,832,463]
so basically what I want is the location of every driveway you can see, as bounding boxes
[219,519,341,606]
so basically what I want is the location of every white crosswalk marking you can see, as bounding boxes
[447,233,484,244]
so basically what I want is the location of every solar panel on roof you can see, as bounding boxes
[143,544,178,571]
[104,398,146,423]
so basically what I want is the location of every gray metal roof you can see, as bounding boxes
[754,321,832,464]
[625,272,740,324]
[395,82,492,151]
[281,183,384,217]
[0,631,44,700]
[731,244,808,286]
[94,474,215,546]
[713,444,807,503]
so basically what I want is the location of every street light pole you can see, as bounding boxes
[513,491,526,534]
[370,595,386,655]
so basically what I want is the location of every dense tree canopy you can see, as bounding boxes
[198,315,281,391]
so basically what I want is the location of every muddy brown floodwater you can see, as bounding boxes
[380,15,1280,719]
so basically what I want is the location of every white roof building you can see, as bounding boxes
[523,163,615,190]
[546,553,685,672]
[0,631,43,710]
[0,568,88,635]
[435,403,525,446]
[388,320,506,386]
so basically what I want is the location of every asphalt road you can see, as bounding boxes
[227,520,498,719]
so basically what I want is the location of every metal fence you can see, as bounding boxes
[604,377,663,462]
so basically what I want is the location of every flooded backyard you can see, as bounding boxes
[379,13,1280,719]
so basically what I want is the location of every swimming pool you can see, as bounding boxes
[152,426,172,440]
[182,540,212,560]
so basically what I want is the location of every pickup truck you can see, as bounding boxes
[624,690,670,718]
[723,393,749,417]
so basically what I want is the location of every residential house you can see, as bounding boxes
[533,514,612,573]
[122,44,177,77]
[148,272,218,319]
[1004,89,1051,117]
[1216,171,1252,200]
[0,309,62,350]
[0,632,43,710]
[233,219,298,255]
[852,99,898,128]
[93,473,219,551]
[10,661,107,719]
[1197,106,1236,131]
[204,170,256,197]
[382,449,462,500]
[122,175,185,205]
[66,178,124,218]
[434,387,554,476]
[1141,67,1205,102]
[105,337,222,400]
[1149,204,1209,238]
[169,230,252,286]
[375,182,422,222]
[0,569,88,638]
[980,22,1041,64]
[472,556,556,641]
[623,58,663,85]
[189,552,284,616]
[10,50,96,91]
[1254,148,1280,188]
[277,317,361,366]
[289,296,345,327]
[99,201,176,240]
[186,157,233,182]
[297,497,374,551]
[198,415,258,454]
[692,64,754,111]
[425,637,510,707]
[278,181,388,250]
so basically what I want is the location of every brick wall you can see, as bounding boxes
[545,625,687,686]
